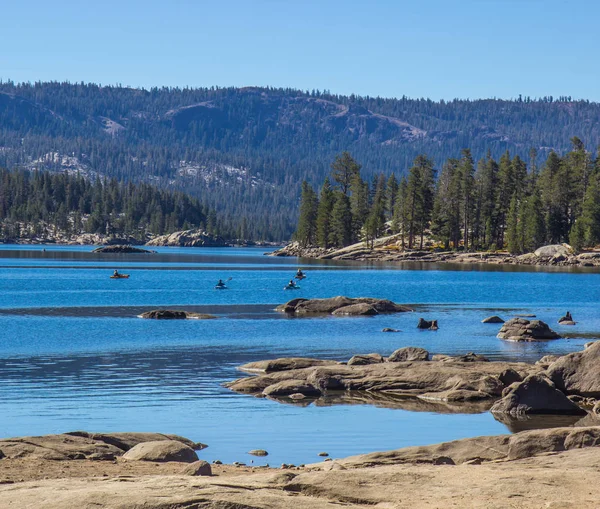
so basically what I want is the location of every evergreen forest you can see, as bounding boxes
[0,169,223,241]
[2,80,600,239]
[294,138,600,254]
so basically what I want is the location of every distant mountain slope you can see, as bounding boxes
[0,81,598,239]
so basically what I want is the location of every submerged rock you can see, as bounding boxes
[139,309,216,320]
[382,328,401,332]
[497,318,561,341]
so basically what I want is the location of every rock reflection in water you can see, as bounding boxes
[491,412,585,432]
[267,391,493,414]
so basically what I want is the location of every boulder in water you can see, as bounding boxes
[140,310,216,320]
[417,318,438,330]
[332,303,378,316]
[482,316,504,324]
[497,318,560,341]
[92,244,153,254]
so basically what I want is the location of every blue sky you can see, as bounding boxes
[1,0,598,101]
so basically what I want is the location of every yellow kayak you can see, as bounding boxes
[110,274,130,279]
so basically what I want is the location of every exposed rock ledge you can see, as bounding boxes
[225,350,541,405]
[4,428,600,508]
[139,309,217,319]
[271,241,600,268]
[92,244,154,254]
[146,229,229,247]
[276,296,413,315]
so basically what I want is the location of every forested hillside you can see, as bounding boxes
[1,80,599,239]
[295,138,600,254]
[0,169,221,242]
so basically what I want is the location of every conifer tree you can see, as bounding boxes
[329,191,353,247]
[294,181,318,246]
[316,178,334,248]
[330,152,361,195]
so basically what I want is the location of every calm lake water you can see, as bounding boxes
[0,245,598,465]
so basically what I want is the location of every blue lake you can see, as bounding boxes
[0,245,597,466]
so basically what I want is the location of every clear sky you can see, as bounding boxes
[1,0,598,101]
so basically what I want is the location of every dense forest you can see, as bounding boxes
[1,80,600,239]
[295,138,600,254]
[0,169,227,241]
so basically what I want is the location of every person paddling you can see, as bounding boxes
[288,279,296,288]
[113,269,120,277]
[296,268,304,278]
[216,279,226,288]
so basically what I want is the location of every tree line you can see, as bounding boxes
[295,138,600,253]
[0,169,229,240]
[2,81,600,240]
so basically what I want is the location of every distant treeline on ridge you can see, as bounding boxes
[0,169,227,240]
[295,138,600,254]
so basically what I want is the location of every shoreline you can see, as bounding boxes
[2,426,600,507]
[270,240,600,268]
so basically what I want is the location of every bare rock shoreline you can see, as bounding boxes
[271,240,600,268]
[3,426,600,507]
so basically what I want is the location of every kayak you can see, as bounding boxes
[214,285,228,290]
[110,274,130,279]
[284,285,300,290]
[294,275,306,280]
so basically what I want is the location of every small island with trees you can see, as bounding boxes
[277,137,600,266]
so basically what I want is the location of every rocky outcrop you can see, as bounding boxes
[269,241,600,269]
[547,341,600,397]
[331,303,378,315]
[122,440,199,463]
[181,460,212,476]
[238,357,339,373]
[7,428,600,508]
[276,296,412,316]
[482,315,504,323]
[558,311,576,325]
[146,229,228,247]
[534,244,572,258]
[225,352,540,405]
[139,309,216,319]
[0,432,203,461]
[417,318,438,330]
[490,374,586,416]
[92,244,154,253]
[497,318,561,341]
[347,353,384,366]
[387,347,429,362]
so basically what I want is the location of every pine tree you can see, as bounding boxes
[330,152,361,195]
[384,173,399,220]
[294,181,318,247]
[329,191,353,247]
[316,178,334,248]
[521,188,546,253]
[349,174,369,242]
[506,193,521,254]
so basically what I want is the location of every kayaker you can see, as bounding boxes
[113,269,120,277]
[216,279,226,288]
[288,279,296,288]
[296,268,304,278]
